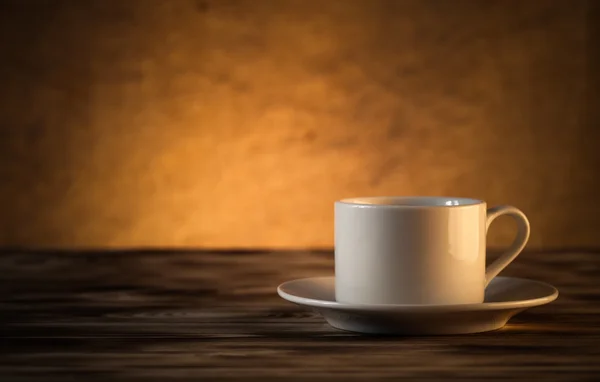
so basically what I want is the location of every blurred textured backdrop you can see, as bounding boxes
[0,0,598,249]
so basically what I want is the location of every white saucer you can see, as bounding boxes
[277,276,558,335]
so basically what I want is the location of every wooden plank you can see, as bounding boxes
[0,250,599,380]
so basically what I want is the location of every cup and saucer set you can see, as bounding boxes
[278,197,558,335]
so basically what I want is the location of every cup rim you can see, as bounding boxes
[336,196,485,208]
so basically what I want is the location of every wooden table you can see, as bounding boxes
[1,249,599,380]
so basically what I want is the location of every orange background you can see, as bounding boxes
[0,0,598,249]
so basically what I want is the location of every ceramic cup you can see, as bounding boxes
[334,196,530,305]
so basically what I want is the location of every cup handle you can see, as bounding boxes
[485,205,530,287]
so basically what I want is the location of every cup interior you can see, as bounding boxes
[338,196,483,207]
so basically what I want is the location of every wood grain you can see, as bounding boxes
[1,249,599,380]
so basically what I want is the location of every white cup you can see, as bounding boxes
[334,196,530,305]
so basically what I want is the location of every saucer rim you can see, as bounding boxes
[277,276,558,312]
